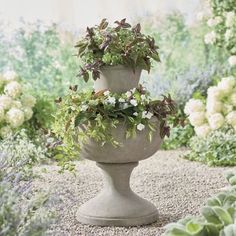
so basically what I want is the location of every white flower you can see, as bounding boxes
[23,107,33,120]
[103,91,110,96]
[206,99,222,114]
[106,96,116,105]
[230,93,236,106]
[6,108,25,128]
[4,81,22,98]
[142,111,153,119]
[207,86,222,99]
[207,17,222,27]
[0,95,12,110]
[130,99,138,106]
[125,91,132,98]
[204,31,217,45]
[141,94,146,101]
[20,95,36,108]
[133,112,138,116]
[11,101,22,109]
[137,123,145,131]
[225,29,232,41]
[208,113,224,130]
[228,56,236,67]
[0,107,4,121]
[184,99,205,115]
[0,126,12,138]
[130,88,136,93]
[189,112,206,127]
[123,103,129,109]
[194,124,211,138]
[226,111,236,126]
[223,103,233,114]
[118,98,125,103]
[217,76,235,94]
[225,11,235,27]
[81,104,88,111]
[3,71,18,82]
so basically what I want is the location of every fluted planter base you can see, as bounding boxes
[77,162,158,226]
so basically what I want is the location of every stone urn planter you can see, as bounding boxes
[76,66,163,226]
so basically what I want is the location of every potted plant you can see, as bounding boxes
[53,19,177,226]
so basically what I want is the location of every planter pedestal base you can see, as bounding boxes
[76,162,158,226]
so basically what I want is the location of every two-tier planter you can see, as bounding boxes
[76,66,163,226]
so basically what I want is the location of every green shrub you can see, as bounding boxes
[184,126,236,166]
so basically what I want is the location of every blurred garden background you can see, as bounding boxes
[1,0,236,235]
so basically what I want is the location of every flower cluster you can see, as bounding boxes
[0,71,36,138]
[204,2,236,66]
[184,76,236,138]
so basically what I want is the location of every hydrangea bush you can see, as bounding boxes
[184,76,236,138]
[204,0,236,67]
[0,71,36,138]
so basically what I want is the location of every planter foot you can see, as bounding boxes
[77,162,158,226]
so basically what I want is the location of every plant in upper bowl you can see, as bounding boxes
[75,18,160,82]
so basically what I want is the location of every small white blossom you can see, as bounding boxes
[226,111,236,126]
[217,76,235,94]
[21,94,36,108]
[141,94,146,101]
[208,113,224,130]
[195,124,211,138]
[133,112,138,116]
[142,111,153,119]
[105,96,116,105]
[118,98,125,103]
[81,104,88,111]
[104,91,110,96]
[131,88,136,93]
[137,123,145,131]
[189,112,206,126]
[123,103,129,109]
[130,99,138,106]
[23,107,33,120]
[125,91,132,98]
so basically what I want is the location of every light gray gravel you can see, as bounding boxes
[32,150,233,236]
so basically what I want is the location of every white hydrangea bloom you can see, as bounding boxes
[118,98,125,103]
[11,101,22,109]
[230,93,236,106]
[204,31,217,44]
[194,124,211,138]
[0,126,12,138]
[130,99,138,106]
[137,123,145,131]
[0,95,12,110]
[208,113,225,130]
[0,107,4,121]
[225,29,232,41]
[6,108,25,128]
[217,76,236,94]
[228,56,236,67]
[189,112,206,127]
[184,99,205,115]
[223,104,233,114]
[23,107,33,120]
[20,94,36,108]
[4,81,22,98]
[226,111,236,126]
[207,86,222,99]
[3,71,18,82]
[207,17,222,27]
[225,11,235,27]
[105,96,116,106]
[206,99,222,114]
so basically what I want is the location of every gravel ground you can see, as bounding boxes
[32,150,233,236]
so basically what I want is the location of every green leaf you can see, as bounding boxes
[212,206,233,225]
[201,206,222,225]
[185,220,204,234]
[220,224,236,236]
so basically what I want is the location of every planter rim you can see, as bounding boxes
[100,65,142,71]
